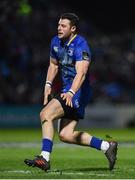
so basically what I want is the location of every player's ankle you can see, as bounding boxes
[40,151,50,162]
[101,141,110,153]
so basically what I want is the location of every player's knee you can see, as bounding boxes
[59,130,72,143]
[40,109,53,122]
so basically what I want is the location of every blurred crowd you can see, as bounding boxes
[0,0,135,105]
[90,32,135,104]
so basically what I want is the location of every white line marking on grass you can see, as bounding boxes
[2,170,115,177]
[0,142,135,148]
[0,142,40,148]
[49,171,114,177]
[50,171,84,175]
[46,169,115,177]
[3,170,31,174]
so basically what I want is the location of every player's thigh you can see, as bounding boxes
[58,118,78,133]
[40,98,64,120]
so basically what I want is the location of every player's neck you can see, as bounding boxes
[69,33,77,40]
[67,33,77,46]
[62,33,77,46]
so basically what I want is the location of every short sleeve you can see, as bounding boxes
[50,38,58,60]
[74,41,91,62]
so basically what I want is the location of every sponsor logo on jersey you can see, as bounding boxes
[53,46,58,52]
[74,99,79,108]
[68,49,74,56]
[82,51,89,60]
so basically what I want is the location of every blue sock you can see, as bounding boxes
[42,138,53,153]
[90,136,102,150]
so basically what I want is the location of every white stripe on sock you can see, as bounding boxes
[101,141,110,153]
[40,151,50,162]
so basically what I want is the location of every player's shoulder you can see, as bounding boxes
[75,35,92,56]
[75,35,89,46]
[76,34,88,42]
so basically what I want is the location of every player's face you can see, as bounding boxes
[57,18,76,39]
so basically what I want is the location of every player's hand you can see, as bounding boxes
[43,86,52,105]
[61,92,73,107]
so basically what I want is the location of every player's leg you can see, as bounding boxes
[58,118,118,170]
[24,98,64,171]
[40,98,64,160]
[58,118,92,145]
[40,98,64,139]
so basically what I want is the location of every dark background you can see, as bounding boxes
[61,0,135,33]
[0,0,135,105]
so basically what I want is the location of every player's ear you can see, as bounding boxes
[71,26,76,33]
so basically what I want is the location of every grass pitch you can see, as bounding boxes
[0,128,135,179]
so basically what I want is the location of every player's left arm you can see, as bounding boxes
[61,60,90,107]
[70,60,90,93]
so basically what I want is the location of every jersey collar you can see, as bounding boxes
[59,34,77,47]
[67,34,77,46]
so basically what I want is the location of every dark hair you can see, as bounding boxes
[60,13,79,31]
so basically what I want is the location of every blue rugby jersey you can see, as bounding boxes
[50,34,91,86]
[50,34,92,118]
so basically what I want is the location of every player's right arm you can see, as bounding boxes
[44,57,59,105]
